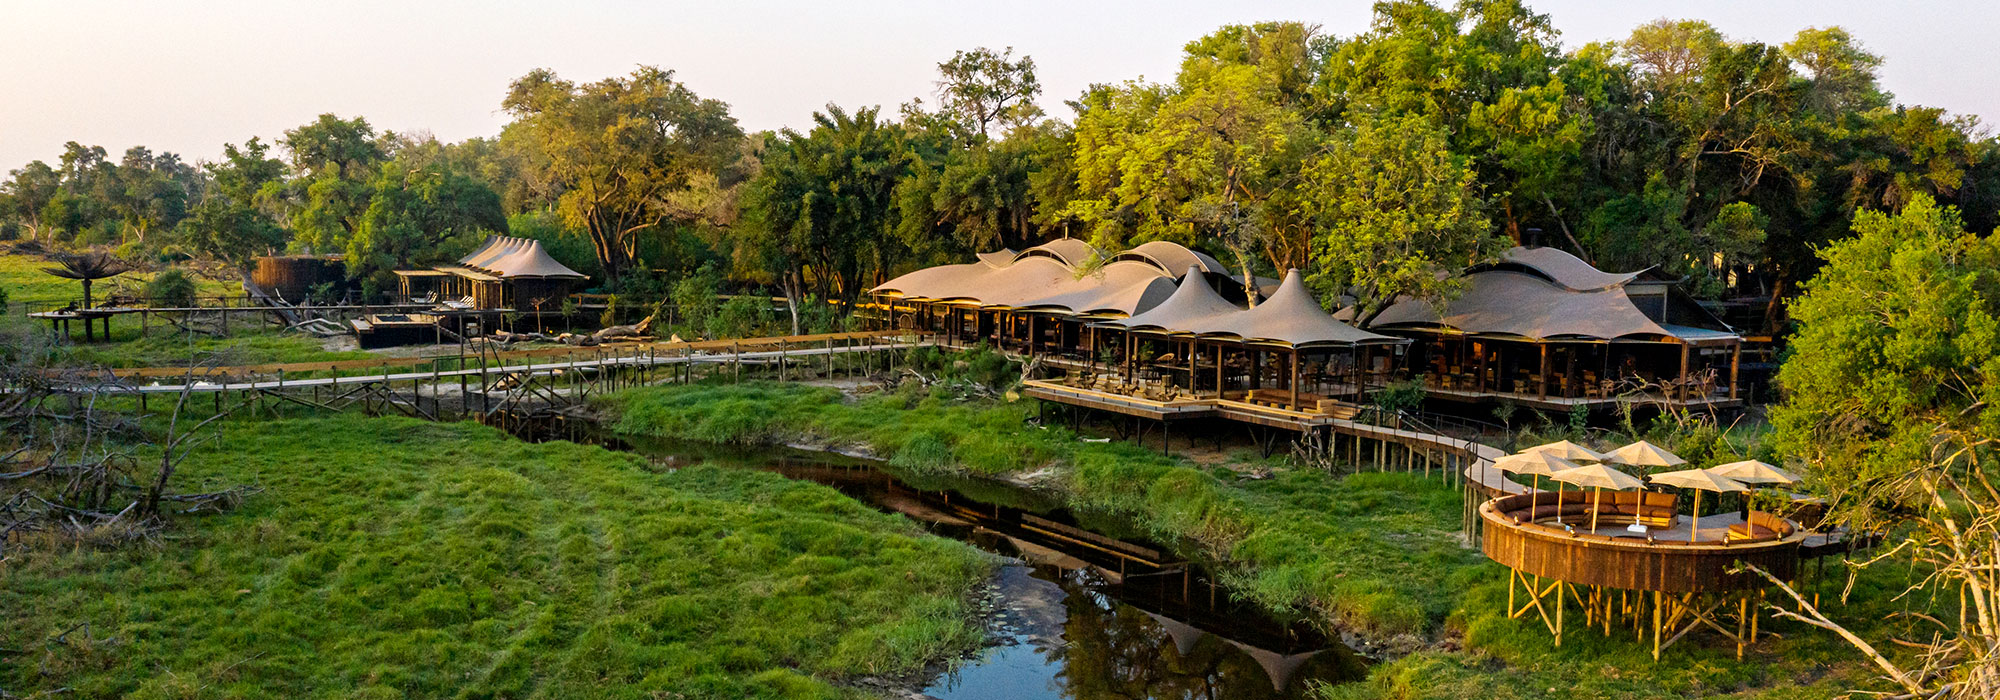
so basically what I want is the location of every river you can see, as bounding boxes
[514,415,1369,698]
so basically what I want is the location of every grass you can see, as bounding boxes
[601,381,1484,642]
[0,251,236,306]
[0,414,993,699]
[600,380,1924,699]
[47,326,378,368]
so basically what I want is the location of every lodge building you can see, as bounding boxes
[870,240,1741,425]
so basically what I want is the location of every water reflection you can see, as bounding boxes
[926,542,1365,700]
[506,414,1367,697]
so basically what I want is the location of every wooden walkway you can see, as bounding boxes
[18,330,930,396]
[1020,379,1524,504]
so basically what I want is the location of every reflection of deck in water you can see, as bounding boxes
[590,431,1369,697]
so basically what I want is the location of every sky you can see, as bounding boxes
[1,0,1993,170]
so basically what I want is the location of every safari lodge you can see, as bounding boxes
[870,241,1744,430]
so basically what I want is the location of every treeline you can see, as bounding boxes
[1,0,1994,329]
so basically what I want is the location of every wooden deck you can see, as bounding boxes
[1424,384,1742,411]
[18,330,929,395]
[1021,379,1528,501]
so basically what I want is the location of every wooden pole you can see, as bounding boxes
[1677,342,1691,402]
[1729,341,1741,401]
[1690,490,1701,542]
[1290,348,1300,411]
[1539,344,1550,400]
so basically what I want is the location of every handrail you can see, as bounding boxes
[89,330,930,379]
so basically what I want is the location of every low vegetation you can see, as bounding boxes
[603,380,1486,643]
[601,379,1922,699]
[0,414,992,699]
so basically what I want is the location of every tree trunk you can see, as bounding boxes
[782,269,803,336]
[1761,275,1787,336]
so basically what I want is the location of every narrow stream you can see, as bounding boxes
[512,415,1370,698]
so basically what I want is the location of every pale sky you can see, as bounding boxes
[1,0,1992,170]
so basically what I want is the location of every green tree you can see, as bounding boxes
[932,46,1042,138]
[181,140,289,278]
[740,105,909,333]
[502,66,747,285]
[1065,23,1323,291]
[285,115,390,255]
[345,159,507,282]
[1770,195,2000,698]
[1302,112,1500,327]
[0,161,60,243]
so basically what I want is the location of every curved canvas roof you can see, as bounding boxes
[457,235,587,280]
[1205,270,1403,347]
[1115,240,1231,276]
[873,256,1075,305]
[1369,271,1681,341]
[1016,238,1098,267]
[1016,260,1179,316]
[460,235,520,269]
[1491,247,1642,292]
[1097,267,1241,332]
[975,248,1018,268]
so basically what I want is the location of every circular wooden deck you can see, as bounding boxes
[1479,492,1807,593]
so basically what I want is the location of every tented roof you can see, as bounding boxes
[1017,238,1098,267]
[976,248,1018,268]
[1096,267,1241,331]
[1096,268,1400,348]
[1016,260,1179,316]
[1116,240,1231,276]
[1368,271,1726,342]
[874,243,1200,317]
[876,255,1075,305]
[1203,270,1402,347]
[455,235,588,280]
[1492,246,1643,291]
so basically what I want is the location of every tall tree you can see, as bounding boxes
[180,139,289,278]
[1771,195,2000,699]
[1,161,60,243]
[741,105,910,332]
[502,66,745,285]
[345,158,507,282]
[285,115,390,255]
[1065,23,1323,294]
[1302,112,1501,327]
[933,47,1042,139]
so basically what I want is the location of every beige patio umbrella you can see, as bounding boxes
[1547,463,1645,531]
[1526,439,1607,463]
[1495,451,1579,522]
[1706,459,1799,485]
[1649,468,1749,542]
[1707,459,1801,518]
[1604,440,1687,468]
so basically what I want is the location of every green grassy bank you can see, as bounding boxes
[0,414,992,699]
[601,381,1913,699]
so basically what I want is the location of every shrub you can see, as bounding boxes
[670,268,721,336]
[600,294,619,328]
[145,268,198,308]
[711,294,772,339]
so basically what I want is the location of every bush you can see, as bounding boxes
[670,268,721,336]
[711,294,772,339]
[145,268,198,308]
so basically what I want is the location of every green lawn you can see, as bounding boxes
[0,414,992,699]
[600,381,1918,699]
[0,250,236,306]
[48,326,378,368]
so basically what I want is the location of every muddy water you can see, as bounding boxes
[513,417,1369,698]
